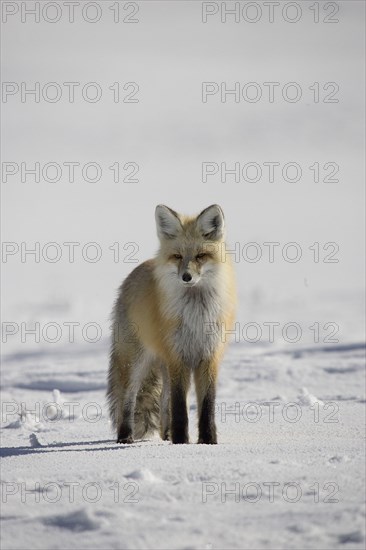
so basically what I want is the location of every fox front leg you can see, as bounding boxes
[169,366,190,444]
[194,361,218,444]
[160,364,171,441]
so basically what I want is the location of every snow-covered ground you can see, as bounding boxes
[1,337,365,549]
[1,1,365,549]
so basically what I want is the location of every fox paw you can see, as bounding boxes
[161,429,170,441]
[117,436,134,444]
[117,435,134,444]
[171,435,189,444]
[198,437,217,445]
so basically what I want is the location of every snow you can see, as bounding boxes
[1,337,365,549]
[1,1,365,549]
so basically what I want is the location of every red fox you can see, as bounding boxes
[107,204,236,444]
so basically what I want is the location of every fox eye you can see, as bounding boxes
[196,253,206,260]
[173,253,182,260]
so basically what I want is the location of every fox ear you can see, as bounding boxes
[196,204,225,240]
[155,205,182,240]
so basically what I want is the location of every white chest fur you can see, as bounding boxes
[155,263,227,367]
[171,286,222,367]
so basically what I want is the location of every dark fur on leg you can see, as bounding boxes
[171,384,189,444]
[117,400,135,443]
[198,384,217,444]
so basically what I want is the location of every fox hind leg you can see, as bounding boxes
[119,354,154,443]
[117,387,137,444]
[109,352,149,444]
[107,349,129,441]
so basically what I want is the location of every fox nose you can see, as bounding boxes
[182,272,192,283]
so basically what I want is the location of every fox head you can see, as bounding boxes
[155,204,225,288]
